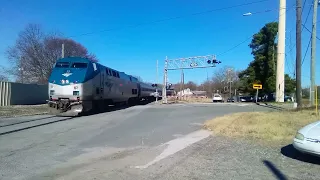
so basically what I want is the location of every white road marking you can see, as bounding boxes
[134,129,211,169]
[189,122,204,126]
[237,104,251,106]
[173,134,183,138]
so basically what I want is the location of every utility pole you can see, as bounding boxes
[162,57,168,104]
[62,43,65,58]
[182,70,184,99]
[180,69,183,100]
[310,0,318,106]
[227,68,233,98]
[156,60,158,102]
[296,0,302,108]
[276,0,286,102]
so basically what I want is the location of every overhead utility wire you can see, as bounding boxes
[302,3,313,65]
[68,0,271,38]
[217,5,295,57]
[302,24,320,40]
[287,0,308,75]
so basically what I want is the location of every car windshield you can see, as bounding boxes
[55,62,69,68]
[214,95,220,97]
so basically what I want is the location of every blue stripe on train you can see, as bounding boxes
[48,57,100,86]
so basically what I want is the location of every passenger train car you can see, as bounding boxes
[47,57,161,116]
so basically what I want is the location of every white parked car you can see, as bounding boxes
[293,120,320,157]
[212,94,223,103]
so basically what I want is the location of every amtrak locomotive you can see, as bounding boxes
[47,57,160,116]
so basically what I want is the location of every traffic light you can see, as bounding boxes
[207,59,221,64]
[212,60,222,64]
[166,83,172,89]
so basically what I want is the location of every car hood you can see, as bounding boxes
[298,120,320,139]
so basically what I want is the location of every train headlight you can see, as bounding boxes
[66,80,69,84]
[74,86,78,90]
[61,79,65,84]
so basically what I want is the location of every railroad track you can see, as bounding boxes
[0,115,74,136]
[0,102,152,136]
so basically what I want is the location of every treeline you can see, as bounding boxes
[1,24,98,84]
[171,66,241,97]
[302,87,320,99]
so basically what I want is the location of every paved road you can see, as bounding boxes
[0,103,318,180]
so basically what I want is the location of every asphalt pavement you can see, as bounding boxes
[0,102,318,180]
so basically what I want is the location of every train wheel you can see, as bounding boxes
[127,98,132,107]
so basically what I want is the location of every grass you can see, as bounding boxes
[0,104,48,117]
[203,110,320,145]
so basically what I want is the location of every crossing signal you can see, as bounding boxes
[207,59,222,64]
[212,60,222,64]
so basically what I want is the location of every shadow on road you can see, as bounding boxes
[0,100,155,136]
[80,99,154,116]
[0,115,56,128]
[256,103,287,111]
[262,160,288,180]
[280,144,320,165]
[0,117,74,136]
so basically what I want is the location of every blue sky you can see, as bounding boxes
[0,0,319,87]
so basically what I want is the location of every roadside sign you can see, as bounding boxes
[253,84,262,89]
[252,84,262,103]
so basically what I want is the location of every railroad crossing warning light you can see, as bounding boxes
[212,60,222,64]
[207,59,222,64]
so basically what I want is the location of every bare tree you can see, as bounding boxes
[172,66,240,97]
[0,66,9,81]
[6,24,98,84]
[184,81,198,91]
[210,66,240,94]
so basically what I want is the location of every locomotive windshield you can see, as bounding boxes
[55,62,70,68]
[71,63,87,68]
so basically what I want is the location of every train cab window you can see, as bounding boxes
[71,63,87,68]
[55,62,69,68]
[112,70,117,77]
[116,72,120,78]
[106,68,110,76]
[130,76,132,81]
